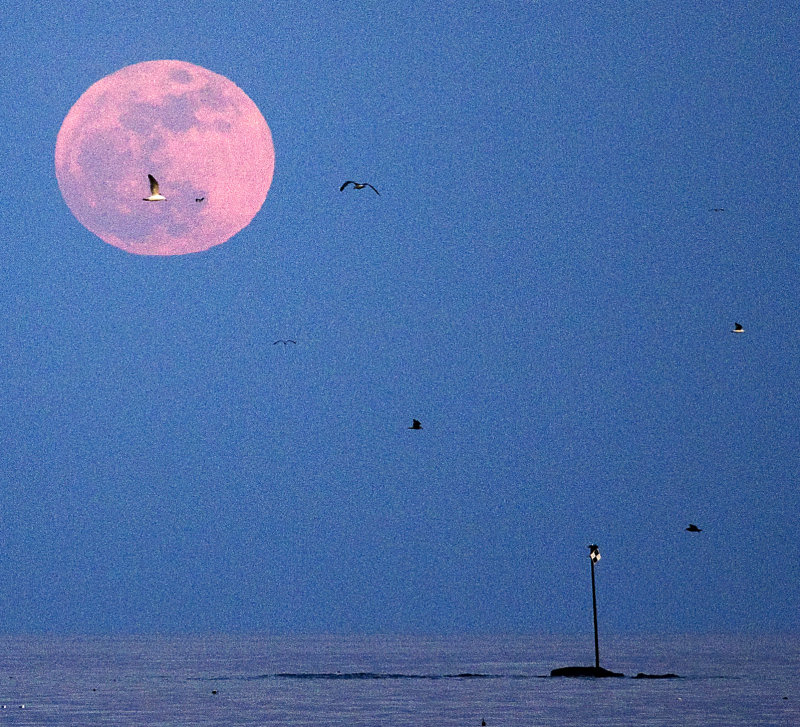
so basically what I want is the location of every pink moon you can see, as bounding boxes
[55,60,274,255]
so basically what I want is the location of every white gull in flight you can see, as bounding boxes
[143,174,166,201]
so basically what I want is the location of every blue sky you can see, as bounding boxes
[0,0,798,634]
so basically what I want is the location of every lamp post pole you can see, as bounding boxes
[549,544,624,677]
[588,545,600,669]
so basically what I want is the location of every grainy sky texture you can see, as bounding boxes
[1,1,798,634]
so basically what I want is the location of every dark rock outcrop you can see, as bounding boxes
[632,673,680,679]
[550,666,624,678]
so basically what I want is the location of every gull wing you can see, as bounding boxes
[340,181,357,191]
[366,184,380,195]
[148,174,160,195]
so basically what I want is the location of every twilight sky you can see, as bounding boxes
[0,0,798,635]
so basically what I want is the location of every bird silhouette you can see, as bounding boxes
[408,419,422,430]
[143,174,166,201]
[685,524,702,532]
[273,340,297,345]
[195,197,205,202]
[710,208,725,212]
[340,181,380,195]
[732,322,744,333]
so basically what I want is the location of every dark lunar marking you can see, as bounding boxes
[157,95,198,132]
[119,97,199,134]
[195,84,237,112]
[169,69,193,84]
[142,134,166,155]
[120,103,164,134]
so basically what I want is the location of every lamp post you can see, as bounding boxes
[550,543,622,677]
[588,544,601,669]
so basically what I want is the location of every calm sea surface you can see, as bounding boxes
[0,634,797,726]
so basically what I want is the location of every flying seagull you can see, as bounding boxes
[143,174,166,201]
[196,197,205,202]
[731,322,744,333]
[685,524,702,532]
[710,208,725,212]
[273,340,297,345]
[408,419,422,430]
[340,181,380,195]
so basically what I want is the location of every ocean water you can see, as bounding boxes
[0,634,797,726]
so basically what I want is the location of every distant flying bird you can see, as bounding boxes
[731,322,744,333]
[273,340,297,345]
[340,181,380,195]
[196,197,205,202]
[710,208,725,212]
[408,419,422,430]
[685,524,702,532]
[143,174,166,201]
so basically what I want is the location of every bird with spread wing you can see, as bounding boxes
[340,181,380,195]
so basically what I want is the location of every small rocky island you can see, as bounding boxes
[550,666,624,678]
[632,672,681,679]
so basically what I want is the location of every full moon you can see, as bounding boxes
[55,60,274,255]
